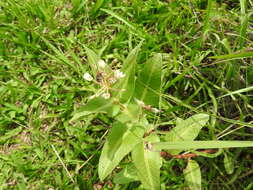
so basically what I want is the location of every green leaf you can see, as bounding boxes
[84,47,100,77]
[184,159,201,190]
[101,8,137,31]
[91,0,106,17]
[98,122,145,180]
[113,164,139,184]
[164,114,209,155]
[219,86,253,98]
[112,44,141,103]
[132,134,162,190]
[247,66,253,84]
[239,0,248,48]
[100,9,147,38]
[224,153,234,174]
[176,117,184,124]
[165,114,209,141]
[152,141,253,151]
[70,97,119,122]
[0,127,22,144]
[40,37,80,74]
[209,50,253,61]
[135,53,163,107]
[115,102,141,123]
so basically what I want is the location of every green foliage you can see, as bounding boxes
[164,114,209,155]
[75,47,253,189]
[98,122,145,180]
[135,53,163,107]
[115,103,141,123]
[112,44,141,103]
[224,153,234,175]
[1,0,253,189]
[70,97,120,122]
[152,141,253,151]
[184,159,201,190]
[113,164,139,184]
[132,134,162,190]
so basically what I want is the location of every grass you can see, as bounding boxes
[0,0,253,189]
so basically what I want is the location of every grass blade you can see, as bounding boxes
[152,141,253,151]
[209,50,253,61]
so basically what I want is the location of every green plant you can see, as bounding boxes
[71,46,253,190]
[1,0,253,189]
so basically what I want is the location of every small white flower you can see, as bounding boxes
[114,70,125,79]
[89,94,97,100]
[98,59,106,68]
[108,77,117,84]
[151,108,161,113]
[135,99,145,107]
[101,92,111,99]
[83,72,93,81]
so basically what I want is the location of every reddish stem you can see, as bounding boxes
[160,149,217,159]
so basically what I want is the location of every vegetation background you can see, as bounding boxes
[0,0,253,189]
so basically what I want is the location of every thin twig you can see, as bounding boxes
[51,144,74,183]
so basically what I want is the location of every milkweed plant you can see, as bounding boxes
[70,44,253,190]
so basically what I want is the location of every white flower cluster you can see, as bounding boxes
[83,59,126,100]
[151,108,161,114]
[97,59,106,68]
[114,69,125,79]
[101,92,111,99]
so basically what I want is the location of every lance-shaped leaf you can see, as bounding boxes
[135,53,162,107]
[84,47,113,76]
[184,159,201,190]
[70,97,120,122]
[98,122,145,180]
[112,44,141,103]
[152,141,253,151]
[113,164,139,184]
[164,114,209,155]
[132,134,162,190]
[84,47,100,77]
[209,50,253,61]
